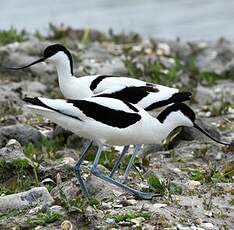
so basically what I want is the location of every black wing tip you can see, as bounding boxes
[172,91,192,102]
[23,97,46,108]
[23,97,38,104]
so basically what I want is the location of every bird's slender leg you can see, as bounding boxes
[74,140,93,197]
[91,144,154,200]
[109,145,130,178]
[91,143,104,169]
[123,144,142,182]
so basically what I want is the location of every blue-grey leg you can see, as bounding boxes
[91,144,154,200]
[123,144,142,182]
[109,145,130,178]
[74,140,93,197]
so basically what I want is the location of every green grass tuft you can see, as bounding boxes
[27,210,62,227]
[147,175,167,194]
[111,210,152,223]
[0,209,19,220]
[0,27,27,45]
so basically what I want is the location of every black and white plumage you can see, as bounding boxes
[8,44,192,180]
[8,44,192,110]
[24,96,232,199]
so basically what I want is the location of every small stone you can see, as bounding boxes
[186,180,201,189]
[51,178,81,201]
[0,139,29,163]
[105,218,115,224]
[152,203,167,209]
[61,220,73,230]
[49,205,65,215]
[28,205,43,214]
[131,217,145,225]
[191,226,204,230]
[125,199,137,206]
[215,152,223,160]
[119,197,137,206]
[201,222,218,230]
[194,218,203,225]
[173,168,182,174]
[176,224,191,230]
[0,124,42,148]
[143,224,155,230]
[40,178,55,186]
[204,211,213,217]
[56,173,62,185]
[62,157,76,166]
[113,204,123,208]
[101,202,112,210]
[0,187,54,212]
[6,139,21,147]
[86,174,123,200]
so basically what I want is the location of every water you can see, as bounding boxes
[0,0,234,40]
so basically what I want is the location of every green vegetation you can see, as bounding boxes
[0,158,40,194]
[199,72,222,86]
[0,209,19,220]
[24,136,66,162]
[229,199,234,206]
[147,175,167,194]
[181,165,234,183]
[26,210,62,228]
[41,136,66,159]
[169,183,183,195]
[0,103,22,118]
[187,168,206,181]
[86,148,118,171]
[125,58,182,86]
[0,27,27,45]
[111,210,152,223]
[109,31,142,44]
[56,185,100,213]
[199,71,234,86]
[0,158,31,172]
[25,115,45,126]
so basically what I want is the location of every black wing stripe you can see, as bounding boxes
[121,101,139,112]
[70,100,141,128]
[96,86,159,104]
[145,92,192,111]
[90,75,120,91]
[24,97,82,121]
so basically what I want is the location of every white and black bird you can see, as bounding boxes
[23,96,232,199]
[8,44,191,110]
[8,44,192,179]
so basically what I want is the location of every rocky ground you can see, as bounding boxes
[0,26,233,229]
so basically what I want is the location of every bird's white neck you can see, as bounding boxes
[153,111,194,141]
[56,59,73,83]
[49,52,74,83]
[47,52,81,99]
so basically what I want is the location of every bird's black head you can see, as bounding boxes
[6,43,73,75]
[157,103,233,147]
[43,44,71,59]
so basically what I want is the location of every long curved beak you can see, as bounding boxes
[194,123,233,146]
[6,57,46,70]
